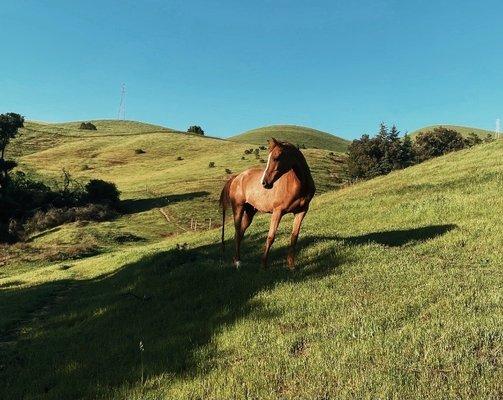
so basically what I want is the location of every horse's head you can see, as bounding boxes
[261,138,295,189]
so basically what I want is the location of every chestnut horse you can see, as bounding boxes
[220,138,315,269]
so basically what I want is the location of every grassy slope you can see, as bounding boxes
[229,125,349,152]
[1,140,502,399]
[3,121,343,272]
[410,124,496,138]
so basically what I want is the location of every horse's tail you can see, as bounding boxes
[219,176,235,253]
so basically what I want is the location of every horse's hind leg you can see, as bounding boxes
[287,211,307,269]
[232,204,245,268]
[241,204,256,235]
[261,210,283,269]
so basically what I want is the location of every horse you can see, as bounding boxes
[220,138,316,269]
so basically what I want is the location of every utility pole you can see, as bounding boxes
[117,83,126,120]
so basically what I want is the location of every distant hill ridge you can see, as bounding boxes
[229,124,349,152]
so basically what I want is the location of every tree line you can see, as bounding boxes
[346,124,494,181]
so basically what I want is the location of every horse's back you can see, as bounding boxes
[230,167,306,213]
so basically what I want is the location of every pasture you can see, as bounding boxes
[1,128,501,399]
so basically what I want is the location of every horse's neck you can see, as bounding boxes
[291,150,315,195]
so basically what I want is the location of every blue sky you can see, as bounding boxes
[1,0,502,139]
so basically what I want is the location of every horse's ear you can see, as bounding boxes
[268,137,279,150]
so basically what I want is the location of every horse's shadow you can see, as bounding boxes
[0,223,455,398]
[299,224,457,248]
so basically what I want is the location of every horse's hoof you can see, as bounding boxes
[233,260,241,269]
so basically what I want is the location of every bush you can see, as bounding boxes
[208,161,215,168]
[414,127,466,162]
[134,149,146,154]
[225,168,232,174]
[483,134,495,143]
[79,122,97,130]
[464,132,482,147]
[187,125,204,135]
[259,145,267,150]
[24,204,117,234]
[176,156,183,161]
[244,149,252,155]
[241,156,245,160]
[85,179,120,206]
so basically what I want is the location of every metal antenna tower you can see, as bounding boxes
[117,83,126,120]
[496,118,501,140]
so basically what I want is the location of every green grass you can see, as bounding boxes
[229,124,349,152]
[1,135,502,399]
[410,124,496,139]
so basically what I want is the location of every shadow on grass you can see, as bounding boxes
[299,224,457,248]
[0,224,454,398]
[120,191,210,214]
[0,234,344,399]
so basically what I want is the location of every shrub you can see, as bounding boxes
[254,148,260,155]
[241,156,245,160]
[464,132,482,147]
[244,149,252,155]
[176,156,183,161]
[259,145,267,150]
[134,149,146,154]
[24,204,117,233]
[225,168,232,174]
[484,134,495,143]
[79,122,97,130]
[208,161,215,168]
[414,127,466,162]
[260,158,266,163]
[85,179,120,206]
[187,125,204,135]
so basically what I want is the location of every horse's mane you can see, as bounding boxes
[279,141,315,194]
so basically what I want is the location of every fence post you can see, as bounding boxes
[209,218,212,229]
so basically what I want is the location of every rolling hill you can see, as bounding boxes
[1,125,501,399]
[229,124,349,152]
[4,120,345,273]
[409,124,496,138]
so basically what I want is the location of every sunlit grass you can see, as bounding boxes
[1,139,502,399]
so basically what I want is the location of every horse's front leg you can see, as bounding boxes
[261,210,283,268]
[287,210,307,269]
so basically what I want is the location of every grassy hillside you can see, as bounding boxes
[410,124,496,138]
[1,138,501,399]
[4,120,344,272]
[230,125,349,152]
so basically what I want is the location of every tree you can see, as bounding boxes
[0,112,25,186]
[414,127,465,162]
[464,132,482,147]
[187,125,204,135]
[346,124,417,181]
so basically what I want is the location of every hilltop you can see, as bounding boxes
[229,124,349,152]
[1,129,501,398]
[409,124,496,138]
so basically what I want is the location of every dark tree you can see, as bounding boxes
[464,132,482,147]
[0,112,25,186]
[187,125,204,135]
[414,127,466,162]
[346,124,417,181]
